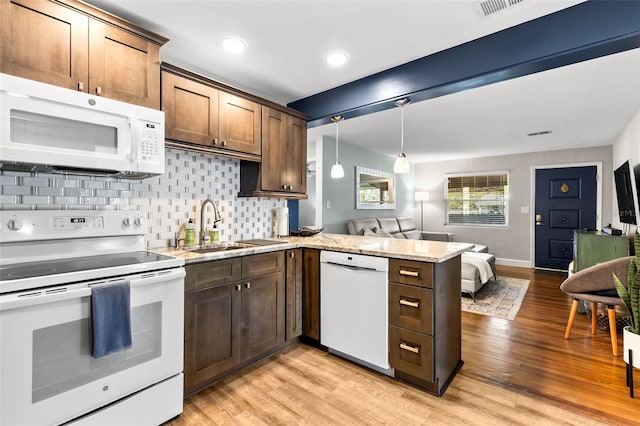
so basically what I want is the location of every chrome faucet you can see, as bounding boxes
[200,198,222,245]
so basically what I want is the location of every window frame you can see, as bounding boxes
[444,170,509,227]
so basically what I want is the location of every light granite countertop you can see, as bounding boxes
[152,233,474,264]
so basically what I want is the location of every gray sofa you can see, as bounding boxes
[347,217,496,301]
[347,217,454,242]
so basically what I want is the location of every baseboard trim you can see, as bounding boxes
[495,258,532,268]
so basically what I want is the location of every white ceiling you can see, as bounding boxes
[86,0,640,163]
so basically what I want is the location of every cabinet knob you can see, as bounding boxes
[235,284,241,291]
[78,82,84,91]
[213,138,218,145]
[289,252,295,258]
[245,282,251,289]
[221,140,227,146]
[96,86,102,95]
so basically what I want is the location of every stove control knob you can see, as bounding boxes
[133,217,142,227]
[122,218,131,228]
[7,219,23,231]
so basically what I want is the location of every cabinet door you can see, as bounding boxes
[185,258,241,292]
[389,283,433,334]
[89,19,161,109]
[241,272,285,360]
[302,249,320,340]
[219,92,261,155]
[389,325,434,382]
[261,107,287,191]
[242,251,284,279]
[184,283,241,393]
[162,71,219,146]
[286,115,307,193]
[0,0,89,91]
[286,249,303,340]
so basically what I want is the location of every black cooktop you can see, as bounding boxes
[0,251,175,281]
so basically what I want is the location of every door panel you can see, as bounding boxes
[535,166,597,270]
[1,0,89,90]
[242,272,285,360]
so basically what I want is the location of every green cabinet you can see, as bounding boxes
[573,230,629,272]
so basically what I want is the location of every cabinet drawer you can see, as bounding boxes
[242,251,285,278]
[389,259,432,288]
[389,326,433,382]
[185,258,241,292]
[389,283,433,334]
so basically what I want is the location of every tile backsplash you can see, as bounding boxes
[0,148,286,248]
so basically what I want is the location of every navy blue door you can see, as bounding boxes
[535,166,597,270]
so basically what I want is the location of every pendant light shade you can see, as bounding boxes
[393,98,411,174]
[330,115,344,179]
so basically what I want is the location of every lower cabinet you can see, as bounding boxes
[302,248,320,341]
[184,251,292,395]
[388,256,462,396]
[286,249,303,340]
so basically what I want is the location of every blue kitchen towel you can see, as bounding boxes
[91,280,132,358]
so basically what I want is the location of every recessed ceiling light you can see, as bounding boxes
[325,50,350,67]
[222,36,248,54]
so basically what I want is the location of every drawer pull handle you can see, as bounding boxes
[399,270,419,277]
[399,299,419,308]
[400,342,420,354]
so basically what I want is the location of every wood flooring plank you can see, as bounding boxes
[168,265,639,425]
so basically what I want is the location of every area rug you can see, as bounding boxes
[461,276,530,320]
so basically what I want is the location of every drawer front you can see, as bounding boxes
[185,258,242,292]
[389,259,432,288]
[242,251,285,278]
[389,326,434,382]
[389,283,433,334]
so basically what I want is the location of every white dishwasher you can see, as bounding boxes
[320,250,392,375]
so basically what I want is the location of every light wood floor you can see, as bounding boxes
[169,266,639,425]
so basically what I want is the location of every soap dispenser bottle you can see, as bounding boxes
[210,223,220,243]
[185,219,195,246]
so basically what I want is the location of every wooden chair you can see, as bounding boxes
[560,256,634,356]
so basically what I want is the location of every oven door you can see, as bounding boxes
[0,268,185,426]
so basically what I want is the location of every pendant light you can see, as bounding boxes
[393,98,411,174]
[330,115,345,179]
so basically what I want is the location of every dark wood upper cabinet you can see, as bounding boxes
[259,107,307,193]
[161,64,262,161]
[88,19,161,108]
[219,92,261,156]
[238,107,307,198]
[0,0,167,109]
[162,71,219,146]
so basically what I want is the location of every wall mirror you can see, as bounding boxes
[355,166,396,209]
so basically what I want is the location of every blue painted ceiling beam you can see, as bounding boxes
[288,0,640,128]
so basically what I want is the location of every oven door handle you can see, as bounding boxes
[0,287,92,312]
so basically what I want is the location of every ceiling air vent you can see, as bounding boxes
[473,0,526,18]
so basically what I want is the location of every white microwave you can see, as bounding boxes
[0,73,165,179]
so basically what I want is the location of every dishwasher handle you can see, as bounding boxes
[324,261,382,272]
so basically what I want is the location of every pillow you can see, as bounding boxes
[403,230,422,240]
[372,227,393,238]
[363,228,377,236]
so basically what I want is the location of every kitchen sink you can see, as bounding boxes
[188,243,253,254]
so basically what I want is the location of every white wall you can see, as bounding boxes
[612,108,640,234]
[414,146,613,267]
[307,136,415,234]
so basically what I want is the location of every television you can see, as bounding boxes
[613,160,639,225]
